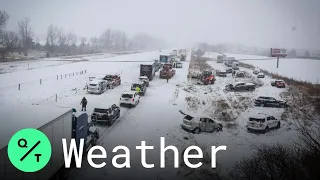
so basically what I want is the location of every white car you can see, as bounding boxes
[246,113,280,133]
[257,72,265,78]
[139,76,149,87]
[253,68,260,74]
[87,79,107,94]
[180,112,222,134]
[119,91,140,107]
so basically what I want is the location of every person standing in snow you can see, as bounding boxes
[232,70,236,77]
[80,97,87,111]
[166,72,170,83]
[135,85,141,94]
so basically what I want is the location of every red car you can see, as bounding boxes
[103,74,121,86]
[271,80,286,88]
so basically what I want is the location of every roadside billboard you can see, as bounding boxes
[270,48,287,57]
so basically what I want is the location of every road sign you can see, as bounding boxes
[270,48,287,57]
[7,128,52,172]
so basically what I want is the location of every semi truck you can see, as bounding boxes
[140,62,156,80]
[0,105,99,180]
[217,55,224,63]
[159,55,170,64]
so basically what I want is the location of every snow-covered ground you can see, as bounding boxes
[0,49,299,179]
[224,53,320,84]
[0,53,116,74]
[224,53,271,60]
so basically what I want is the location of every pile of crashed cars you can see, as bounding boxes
[86,74,122,94]
[180,58,289,134]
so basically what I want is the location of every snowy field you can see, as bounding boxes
[0,50,300,179]
[224,53,320,84]
[0,53,116,74]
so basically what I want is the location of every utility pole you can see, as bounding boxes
[276,57,279,68]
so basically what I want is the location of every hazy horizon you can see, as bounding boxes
[1,0,319,49]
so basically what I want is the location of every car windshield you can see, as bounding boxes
[122,94,133,98]
[105,75,113,79]
[89,84,97,86]
[184,115,193,120]
[132,84,142,88]
[94,108,108,113]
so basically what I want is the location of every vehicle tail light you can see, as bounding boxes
[132,99,134,102]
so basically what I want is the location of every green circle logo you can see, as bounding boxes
[7,128,52,172]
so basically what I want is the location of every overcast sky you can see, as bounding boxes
[1,0,319,49]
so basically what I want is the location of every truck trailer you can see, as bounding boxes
[217,55,224,63]
[0,105,99,180]
[140,62,156,80]
[159,55,170,64]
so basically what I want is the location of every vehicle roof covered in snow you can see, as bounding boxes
[139,76,148,79]
[122,91,136,95]
[0,105,72,149]
[250,113,270,119]
[235,81,245,85]
[132,81,144,85]
[89,79,104,84]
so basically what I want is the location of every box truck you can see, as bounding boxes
[140,62,156,80]
[0,105,99,180]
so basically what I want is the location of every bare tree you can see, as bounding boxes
[18,17,33,55]
[80,37,86,46]
[0,31,19,58]
[100,29,116,51]
[0,10,9,31]
[46,24,59,56]
[120,32,128,50]
[90,37,99,49]
[57,28,67,54]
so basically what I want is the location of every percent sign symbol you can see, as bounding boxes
[19,140,42,162]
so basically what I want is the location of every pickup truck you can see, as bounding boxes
[179,110,222,134]
[91,104,121,125]
[254,96,288,108]
[225,82,256,92]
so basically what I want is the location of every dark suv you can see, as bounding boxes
[254,96,288,108]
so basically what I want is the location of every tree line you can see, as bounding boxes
[0,10,166,59]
